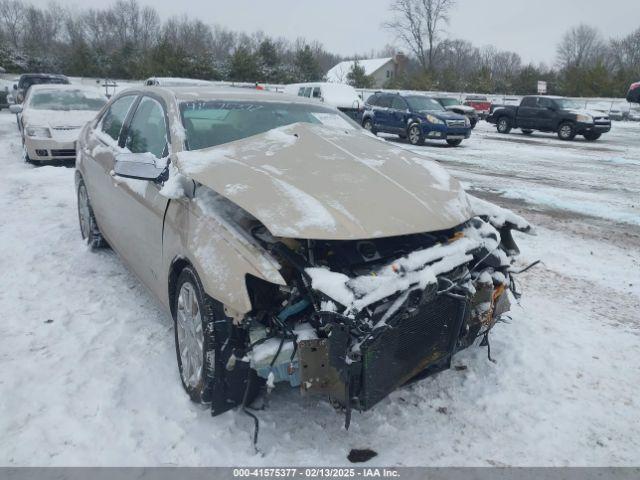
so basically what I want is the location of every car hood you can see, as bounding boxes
[564,108,608,118]
[23,109,97,129]
[416,110,466,121]
[445,105,476,114]
[175,123,473,240]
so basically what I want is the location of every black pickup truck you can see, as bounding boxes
[487,95,611,141]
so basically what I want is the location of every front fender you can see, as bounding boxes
[162,193,286,316]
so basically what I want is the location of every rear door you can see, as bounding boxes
[390,96,409,133]
[517,97,539,128]
[82,94,139,240]
[110,95,170,293]
[373,94,393,132]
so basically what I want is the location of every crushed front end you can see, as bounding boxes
[230,202,532,423]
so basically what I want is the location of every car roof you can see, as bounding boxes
[20,73,68,79]
[136,85,326,105]
[30,83,101,93]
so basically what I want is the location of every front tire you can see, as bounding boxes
[497,117,512,134]
[583,131,601,141]
[446,139,463,147]
[408,123,424,146]
[558,122,576,141]
[173,267,218,404]
[77,179,106,249]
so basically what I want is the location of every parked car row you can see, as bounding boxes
[3,75,531,424]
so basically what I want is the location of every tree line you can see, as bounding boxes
[0,0,638,98]
[0,0,336,83]
[384,0,640,97]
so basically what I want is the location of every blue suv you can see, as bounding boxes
[362,92,472,147]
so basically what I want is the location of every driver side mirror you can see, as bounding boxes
[9,104,22,114]
[113,153,166,181]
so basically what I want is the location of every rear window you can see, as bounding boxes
[28,89,106,111]
[366,95,379,106]
[180,101,357,150]
[19,76,68,90]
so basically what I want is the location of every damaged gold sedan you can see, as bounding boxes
[75,86,532,427]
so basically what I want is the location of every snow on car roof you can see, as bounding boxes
[27,84,106,97]
[160,86,323,104]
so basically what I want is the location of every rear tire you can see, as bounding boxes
[173,266,219,404]
[362,118,377,135]
[558,122,576,141]
[77,179,107,249]
[470,118,478,129]
[408,123,424,146]
[583,131,601,141]
[496,117,512,134]
[22,139,33,164]
[446,139,463,147]
[521,129,534,135]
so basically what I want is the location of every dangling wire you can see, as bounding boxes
[241,370,261,452]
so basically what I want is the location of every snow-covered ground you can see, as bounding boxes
[0,112,638,466]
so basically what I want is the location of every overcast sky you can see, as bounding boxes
[33,0,639,65]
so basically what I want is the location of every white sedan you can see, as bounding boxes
[11,85,107,164]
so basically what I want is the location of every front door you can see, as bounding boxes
[111,95,170,295]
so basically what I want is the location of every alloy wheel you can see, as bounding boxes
[409,125,421,145]
[176,282,205,389]
[77,185,92,240]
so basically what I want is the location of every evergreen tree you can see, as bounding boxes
[346,60,374,88]
[294,45,321,82]
[229,46,261,82]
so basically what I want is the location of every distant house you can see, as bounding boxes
[326,53,407,88]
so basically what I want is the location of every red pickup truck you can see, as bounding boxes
[464,95,492,119]
[627,82,640,104]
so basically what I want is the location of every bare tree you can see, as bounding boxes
[385,0,455,72]
[556,24,606,70]
[0,0,25,50]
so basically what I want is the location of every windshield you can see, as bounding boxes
[406,96,445,112]
[438,98,459,107]
[554,98,585,110]
[28,89,107,111]
[181,101,358,150]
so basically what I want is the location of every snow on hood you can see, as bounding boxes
[175,123,474,240]
[417,110,467,121]
[22,109,98,129]
[446,105,475,113]
[306,219,502,315]
[565,108,608,118]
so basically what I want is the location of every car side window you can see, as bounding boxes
[391,97,407,110]
[303,87,312,98]
[100,95,136,142]
[124,97,168,159]
[538,97,552,109]
[312,87,321,99]
[297,87,305,96]
[521,97,537,108]
[377,96,392,108]
[366,95,378,106]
